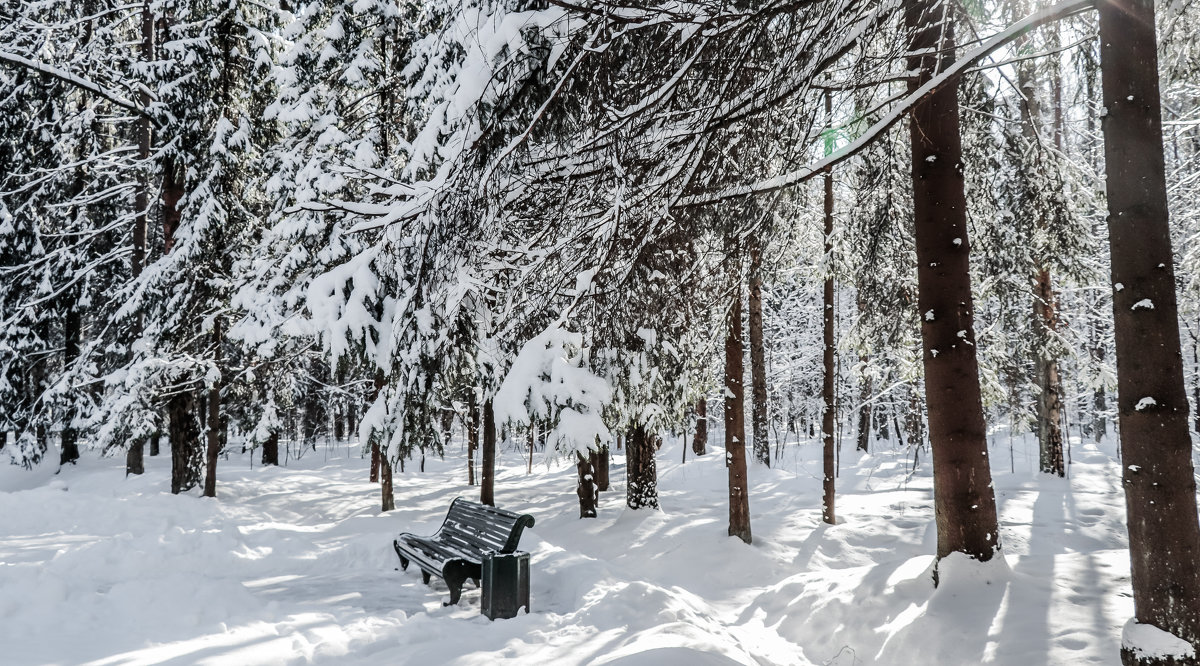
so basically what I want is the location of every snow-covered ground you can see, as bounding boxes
[0,430,1150,665]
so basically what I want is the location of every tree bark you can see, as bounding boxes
[467,401,478,486]
[587,447,601,492]
[440,408,454,449]
[725,271,752,543]
[301,389,318,447]
[169,391,202,494]
[822,98,838,524]
[59,287,81,466]
[856,359,871,454]
[125,0,154,477]
[905,387,925,449]
[380,458,395,512]
[262,431,278,466]
[905,0,1000,563]
[625,424,659,510]
[481,398,496,506]
[1090,312,1109,442]
[155,143,186,484]
[692,397,707,455]
[1097,0,1200,658]
[1017,24,1066,478]
[369,370,383,482]
[132,0,151,277]
[576,452,598,518]
[876,404,890,441]
[595,444,610,491]
[1034,268,1066,476]
[202,318,222,497]
[748,239,770,467]
[161,157,182,256]
[527,422,534,474]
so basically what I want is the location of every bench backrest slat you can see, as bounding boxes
[434,497,535,555]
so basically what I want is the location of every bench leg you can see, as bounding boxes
[392,542,410,571]
[422,570,431,585]
[443,562,470,606]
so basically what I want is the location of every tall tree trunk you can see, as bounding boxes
[149,431,160,457]
[1098,1,1200,658]
[369,370,383,482]
[692,397,707,455]
[748,239,770,467]
[380,458,395,512]
[160,145,195,492]
[169,391,201,494]
[161,157,182,256]
[905,386,925,449]
[125,0,154,478]
[302,388,318,448]
[1094,321,1108,442]
[527,422,534,474]
[132,0,151,281]
[822,96,838,524]
[467,401,478,486]
[725,267,752,542]
[262,431,278,466]
[59,287,81,466]
[124,417,144,477]
[1034,268,1066,476]
[202,318,222,497]
[595,444,610,491]
[440,408,454,449]
[588,446,604,492]
[1017,21,1066,478]
[905,0,1000,564]
[856,357,871,454]
[576,452,598,518]
[876,404,890,441]
[481,398,496,506]
[625,424,659,510]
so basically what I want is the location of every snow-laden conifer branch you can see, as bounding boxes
[0,50,158,126]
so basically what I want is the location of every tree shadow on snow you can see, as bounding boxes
[873,556,1010,665]
[993,478,1065,664]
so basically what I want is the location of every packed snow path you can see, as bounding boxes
[0,433,1143,665]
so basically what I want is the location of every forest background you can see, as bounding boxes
[3,0,1200,663]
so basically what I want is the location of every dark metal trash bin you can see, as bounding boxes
[481,551,529,620]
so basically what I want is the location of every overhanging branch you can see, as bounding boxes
[675,0,1095,210]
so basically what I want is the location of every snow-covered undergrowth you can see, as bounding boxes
[1,431,1145,665]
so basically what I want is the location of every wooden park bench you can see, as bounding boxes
[393,497,535,606]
